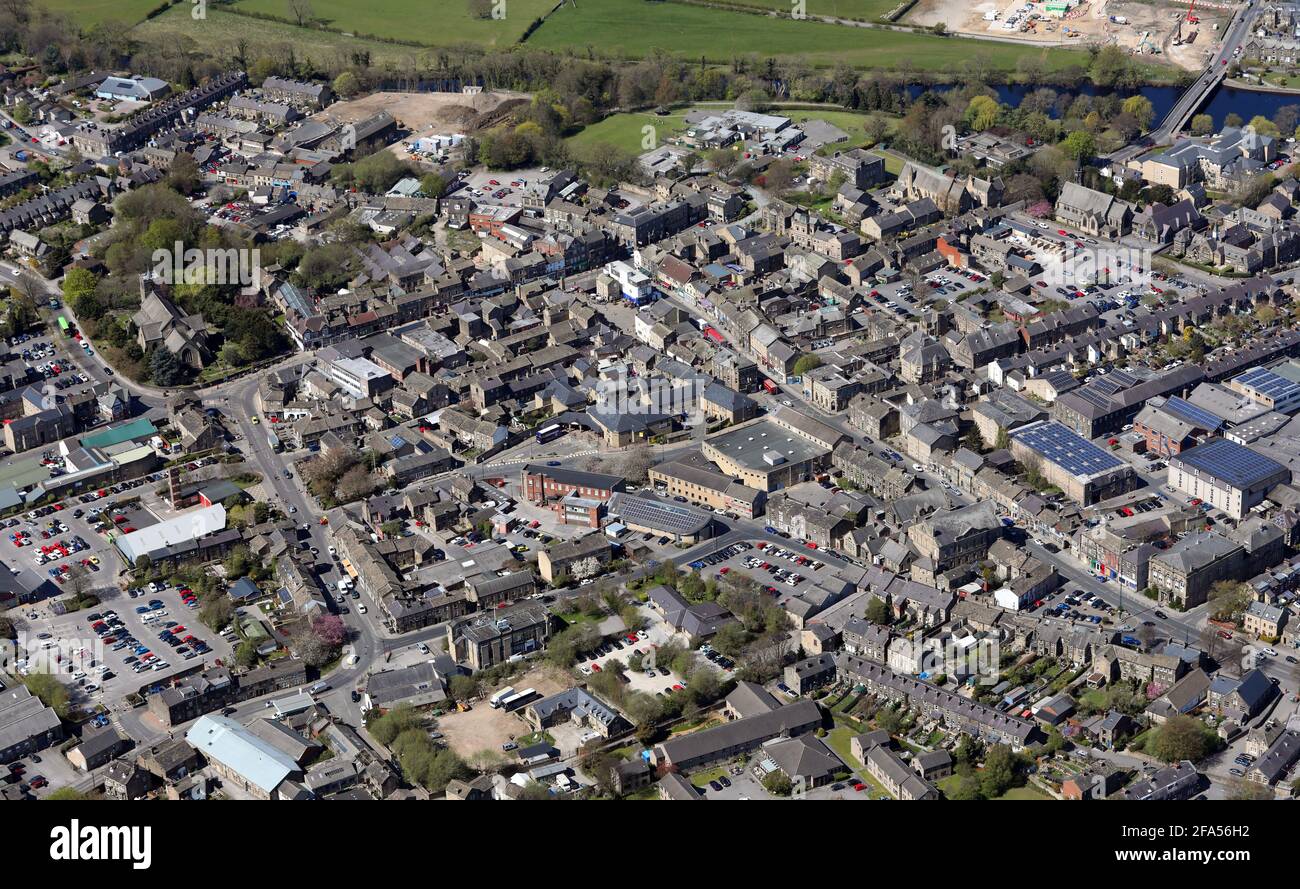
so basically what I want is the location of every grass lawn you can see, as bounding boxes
[565,108,693,157]
[938,774,1053,800]
[529,0,1088,71]
[824,725,890,797]
[670,716,721,735]
[37,0,163,27]
[565,104,897,159]
[130,5,427,69]
[514,730,554,747]
[232,0,555,47]
[708,0,905,21]
[625,785,661,799]
[997,784,1053,800]
[688,765,731,787]
[555,609,600,626]
[780,108,898,142]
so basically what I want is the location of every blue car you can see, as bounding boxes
[764,526,777,534]
[135,606,150,614]
[149,602,164,611]
[134,646,149,655]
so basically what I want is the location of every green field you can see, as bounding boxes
[131,5,430,68]
[528,0,1086,70]
[232,0,556,47]
[565,108,694,156]
[706,0,906,21]
[565,103,897,158]
[38,0,168,26]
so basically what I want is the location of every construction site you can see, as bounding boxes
[905,0,1236,70]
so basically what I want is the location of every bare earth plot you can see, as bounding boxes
[310,90,529,133]
[905,0,1228,71]
[436,666,569,759]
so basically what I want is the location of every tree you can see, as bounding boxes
[45,787,89,800]
[965,95,1000,132]
[948,771,983,800]
[865,597,891,625]
[791,354,823,376]
[148,347,187,387]
[618,444,656,485]
[1208,580,1251,623]
[1147,714,1217,763]
[335,464,379,503]
[1226,777,1273,801]
[419,173,447,198]
[1121,95,1155,131]
[863,116,889,148]
[234,640,259,668]
[288,0,314,27]
[979,744,1021,798]
[311,614,347,648]
[1190,114,1214,136]
[1248,115,1280,137]
[332,71,360,99]
[449,675,478,701]
[24,673,70,717]
[199,596,234,632]
[762,770,793,796]
[369,706,423,745]
[1060,130,1096,162]
[995,425,1011,451]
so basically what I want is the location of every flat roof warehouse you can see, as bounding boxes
[706,419,827,470]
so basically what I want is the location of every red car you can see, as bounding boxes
[28,776,47,789]
[590,663,601,672]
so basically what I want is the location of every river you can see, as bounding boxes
[906,82,1300,130]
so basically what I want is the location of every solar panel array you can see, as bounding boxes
[613,494,710,535]
[1233,367,1300,402]
[1013,421,1126,478]
[1163,396,1226,434]
[1174,438,1287,490]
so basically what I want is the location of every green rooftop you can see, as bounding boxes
[80,418,157,450]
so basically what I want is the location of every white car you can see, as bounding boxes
[912,464,924,473]
[1264,647,1278,657]
[357,604,367,614]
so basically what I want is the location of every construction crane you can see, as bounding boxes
[1186,0,1199,25]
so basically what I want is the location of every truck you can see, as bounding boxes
[498,688,537,711]
[488,686,517,708]
[14,150,27,162]
[762,379,779,395]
